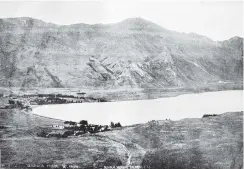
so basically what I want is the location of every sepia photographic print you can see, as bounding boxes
[0,0,243,169]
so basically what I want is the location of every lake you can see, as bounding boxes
[32,90,243,125]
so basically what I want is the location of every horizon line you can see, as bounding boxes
[1,16,243,41]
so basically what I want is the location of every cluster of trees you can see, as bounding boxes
[98,98,108,102]
[37,94,56,97]
[31,96,107,105]
[79,120,88,125]
[8,99,25,108]
[110,122,122,128]
[65,120,112,134]
[79,125,109,134]
[0,125,7,129]
[64,121,78,125]
[37,129,80,138]
[36,130,48,137]
[202,114,218,118]
[37,120,122,138]
[37,93,83,99]
[37,130,75,138]
[56,94,76,98]
[33,98,84,105]
[34,97,67,105]
[21,93,108,106]
[67,100,83,103]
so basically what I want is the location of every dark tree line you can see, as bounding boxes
[110,122,122,128]
[202,114,218,118]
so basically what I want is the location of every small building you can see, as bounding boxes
[52,124,64,129]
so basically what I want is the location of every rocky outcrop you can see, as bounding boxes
[0,17,242,88]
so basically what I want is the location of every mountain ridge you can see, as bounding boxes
[1,17,242,41]
[0,17,243,89]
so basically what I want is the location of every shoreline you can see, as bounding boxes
[22,109,64,123]
[29,88,244,108]
[30,90,243,126]
[0,81,242,97]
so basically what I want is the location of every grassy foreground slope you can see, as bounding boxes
[0,106,243,169]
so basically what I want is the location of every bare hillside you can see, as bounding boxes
[0,106,242,169]
[0,17,243,88]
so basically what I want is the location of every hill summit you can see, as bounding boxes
[0,17,242,88]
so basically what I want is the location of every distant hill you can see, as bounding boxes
[0,17,243,88]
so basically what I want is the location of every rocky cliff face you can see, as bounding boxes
[0,17,243,88]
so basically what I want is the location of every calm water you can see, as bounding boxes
[32,90,243,125]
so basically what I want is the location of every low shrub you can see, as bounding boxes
[37,130,48,137]
[62,130,75,137]
[0,125,7,129]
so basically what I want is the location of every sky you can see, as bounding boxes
[0,0,242,41]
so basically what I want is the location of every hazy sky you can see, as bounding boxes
[0,0,242,41]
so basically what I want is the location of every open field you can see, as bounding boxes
[0,102,243,169]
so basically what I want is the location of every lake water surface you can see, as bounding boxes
[32,90,243,125]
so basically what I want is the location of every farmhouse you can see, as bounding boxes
[52,124,64,129]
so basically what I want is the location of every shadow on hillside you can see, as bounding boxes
[141,146,217,169]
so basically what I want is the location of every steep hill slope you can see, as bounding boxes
[0,17,243,88]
